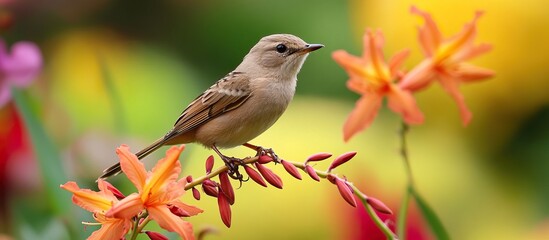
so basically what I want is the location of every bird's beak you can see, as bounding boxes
[299,43,324,54]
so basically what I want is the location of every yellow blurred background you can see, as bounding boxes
[1,0,548,239]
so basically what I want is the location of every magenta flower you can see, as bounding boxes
[0,39,42,107]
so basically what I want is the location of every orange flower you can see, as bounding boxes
[399,6,495,125]
[106,145,203,240]
[333,29,424,141]
[60,180,132,240]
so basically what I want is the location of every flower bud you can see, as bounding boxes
[258,155,273,164]
[103,181,125,200]
[219,171,235,205]
[306,152,332,163]
[304,165,320,182]
[202,180,218,197]
[244,165,267,187]
[367,197,393,215]
[145,231,169,240]
[328,151,357,172]
[281,160,302,180]
[218,193,232,228]
[192,187,201,200]
[186,175,193,183]
[255,163,283,189]
[168,205,191,217]
[335,178,356,207]
[205,155,214,174]
[326,174,337,184]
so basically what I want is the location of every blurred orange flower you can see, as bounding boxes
[333,29,424,141]
[106,145,202,240]
[61,180,132,240]
[399,6,494,125]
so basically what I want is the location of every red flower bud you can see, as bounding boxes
[168,205,191,217]
[103,181,125,200]
[218,171,235,205]
[304,165,320,182]
[258,155,273,164]
[281,160,302,180]
[255,163,283,189]
[335,178,356,207]
[326,174,337,184]
[367,197,393,215]
[145,231,169,240]
[218,193,232,228]
[328,151,357,172]
[192,187,201,200]
[205,155,214,174]
[244,165,267,187]
[186,175,193,183]
[306,152,332,163]
[202,180,219,197]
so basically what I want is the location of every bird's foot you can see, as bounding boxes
[244,143,280,163]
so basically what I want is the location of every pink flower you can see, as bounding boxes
[0,39,42,107]
[333,29,424,142]
[106,145,203,240]
[399,6,495,125]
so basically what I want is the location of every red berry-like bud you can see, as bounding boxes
[281,160,302,180]
[192,187,201,200]
[367,197,393,215]
[335,178,357,207]
[306,152,332,163]
[304,165,320,182]
[244,165,267,187]
[145,231,169,240]
[206,155,214,174]
[258,155,273,164]
[202,180,219,197]
[255,163,283,189]
[103,181,125,200]
[168,205,191,217]
[186,175,193,183]
[219,171,235,205]
[218,193,232,228]
[328,151,357,172]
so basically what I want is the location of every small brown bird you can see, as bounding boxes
[100,34,323,179]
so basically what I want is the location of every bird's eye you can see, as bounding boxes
[276,44,287,53]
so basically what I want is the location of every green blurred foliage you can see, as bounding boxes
[1,0,548,239]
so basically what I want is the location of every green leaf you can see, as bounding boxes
[411,187,450,240]
[12,89,71,214]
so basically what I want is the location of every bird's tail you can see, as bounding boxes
[98,137,166,179]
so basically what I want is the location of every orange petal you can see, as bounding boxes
[399,59,436,91]
[440,11,484,63]
[343,93,383,142]
[116,145,147,192]
[106,193,144,219]
[411,6,442,56]
[143,145,185,201]
[60,181,114,212]
[454,43,492,62]
[455,63,495,82]
[364,29,389,80]
[88,218,131,240]
[438,72,472,125]
[148,205,196,240]
[332,50,366,78]
[387,85,424,125]
[389,49,410,76]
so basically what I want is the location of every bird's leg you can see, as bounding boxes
[212,145,245,182]
[243,143,280,163]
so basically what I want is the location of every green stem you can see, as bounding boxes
[398,122,414,240]
[129,213,150,240]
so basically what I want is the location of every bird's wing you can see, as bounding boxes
[166,71,252,139]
